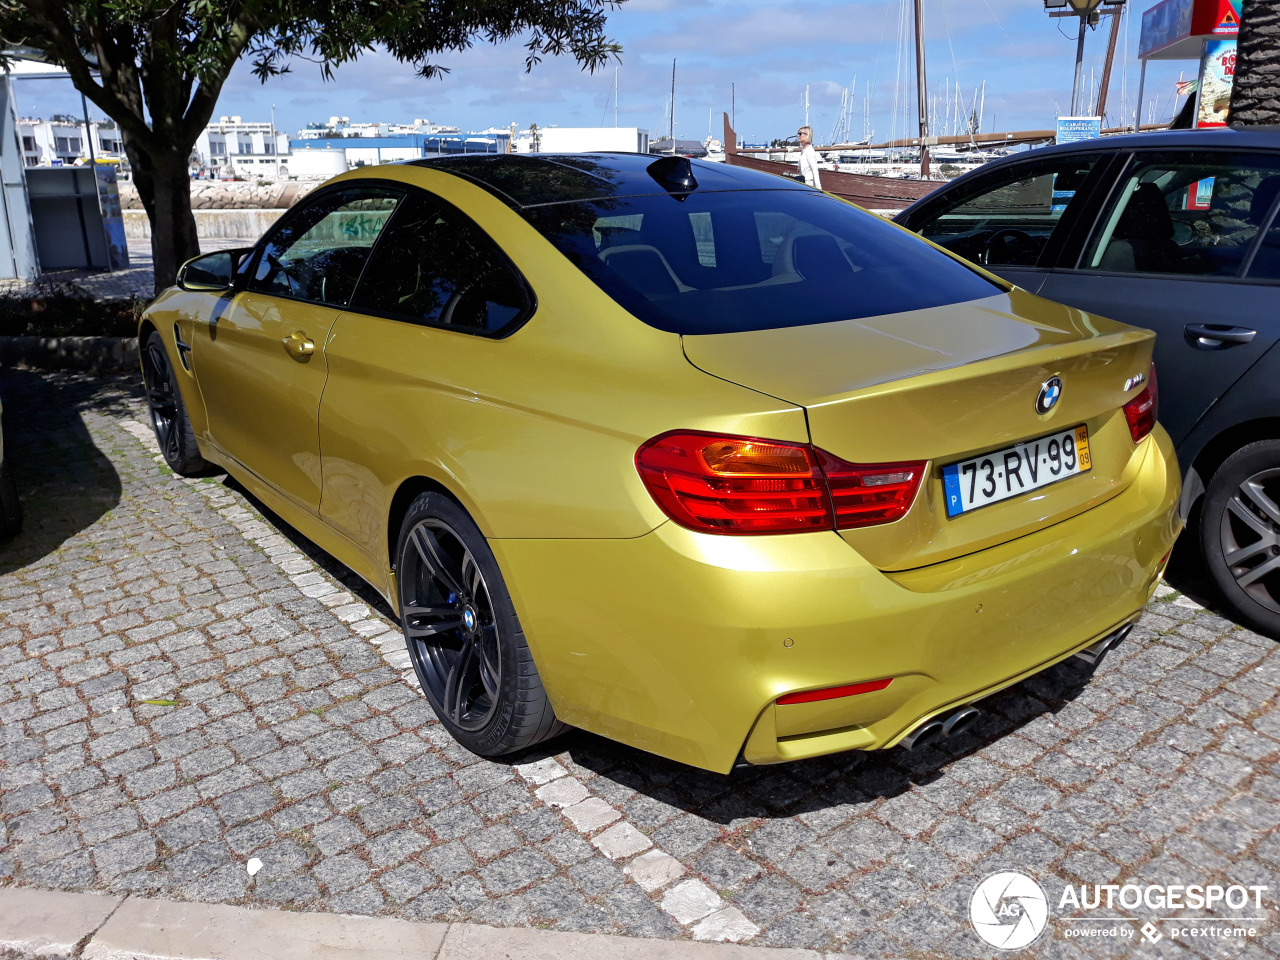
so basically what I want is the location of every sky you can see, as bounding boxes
[13,0,1199,147]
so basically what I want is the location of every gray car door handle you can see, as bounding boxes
[1184,323,1257,348]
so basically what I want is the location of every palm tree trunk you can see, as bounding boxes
[1229,0,1280,126]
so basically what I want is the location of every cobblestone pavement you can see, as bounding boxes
[1,370,1278,959]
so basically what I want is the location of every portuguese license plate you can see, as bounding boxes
[942,425,1091,518]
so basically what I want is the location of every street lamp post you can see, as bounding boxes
[1044,0,1125,116]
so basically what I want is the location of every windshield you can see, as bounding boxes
[520,190,1003,335]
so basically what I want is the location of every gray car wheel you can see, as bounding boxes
[1201,440,1280,639]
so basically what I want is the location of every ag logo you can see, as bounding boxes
[970,870,1050,950]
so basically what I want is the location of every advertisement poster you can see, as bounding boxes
[1139,0,1194,58]
[1196,38,1236,128]
[94,163,131,271]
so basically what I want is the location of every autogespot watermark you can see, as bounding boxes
[968,870,1269,949]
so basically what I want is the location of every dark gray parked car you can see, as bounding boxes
[896,127,1280,637]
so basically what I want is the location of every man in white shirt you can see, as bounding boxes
[797,125,822,190]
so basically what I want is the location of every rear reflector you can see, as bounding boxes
[1123,363,1158,443]
[635,431,925,535]
[777,677,893,705]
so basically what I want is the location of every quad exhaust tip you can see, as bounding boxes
[1073,623,1134,667]
[900,704,981,751]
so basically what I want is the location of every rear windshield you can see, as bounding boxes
[520,190,1003,334]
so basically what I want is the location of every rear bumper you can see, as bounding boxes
[492,427,1181,773]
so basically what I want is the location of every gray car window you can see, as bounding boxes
[1082,152,1280,278]
[249,187,401,306]
[908,154,1101,267]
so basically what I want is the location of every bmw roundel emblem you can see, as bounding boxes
[463,608,476,630]
[1036,376,1063,415]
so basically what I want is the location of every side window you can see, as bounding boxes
[249,187,401,305]
[1248,218,1280,280]
[350,193,530,335]
[909,155,1101,266]
[1082,152,1280,278]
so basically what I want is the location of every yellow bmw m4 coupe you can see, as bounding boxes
[140,154,1180,773]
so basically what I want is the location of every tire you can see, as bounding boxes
[395,492,567,755]
[1201,439,1280,639]
[0,455,21,541]
[141,330,209,476]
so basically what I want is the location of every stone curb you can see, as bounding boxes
[0,888,846,960]
[0,337,139,375]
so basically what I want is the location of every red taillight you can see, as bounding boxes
[635,431,925,535]
[776,677,893,705]
[817,450,927,530]
[1123,363,1158,443]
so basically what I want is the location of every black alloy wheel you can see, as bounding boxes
[141,330,207,476]
[396,493,565,755]
[1202,440,1280,639]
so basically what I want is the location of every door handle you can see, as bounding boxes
[281,331,315,361]
[1185,323,1256,349]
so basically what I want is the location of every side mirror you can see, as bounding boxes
[177,248,254,292]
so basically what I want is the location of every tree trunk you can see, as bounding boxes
[1229,0,1280,126]
[125,139,201,295]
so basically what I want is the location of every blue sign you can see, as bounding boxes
[1139,0,1195,58]
[1056,117,1102,145]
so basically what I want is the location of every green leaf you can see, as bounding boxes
[139,698,180,706]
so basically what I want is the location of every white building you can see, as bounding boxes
[510,126,649,154]
[297,116,462,139]
[195,116,290,177]
[18,118,125,167]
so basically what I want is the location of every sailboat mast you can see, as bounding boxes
[669,58,676,153]
[914,0,931,177]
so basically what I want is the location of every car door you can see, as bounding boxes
[895,149,1115,294]
[317,188,534,559]
[1036,149,1280,450]
[194,184,403,513]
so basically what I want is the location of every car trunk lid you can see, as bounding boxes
[681,291,1157,570]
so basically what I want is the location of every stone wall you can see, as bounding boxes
[124,209,287,240]
[117,180,320,210]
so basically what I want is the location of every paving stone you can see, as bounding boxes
[692,906,761,943]
[535,777,589,808]
[365,827,430,867]
[379,861,437,903]
[779,844,854,891]
[651,815,723,859]
[479,848,556,895]
[464,824,521,860]
[424,840,477,879]
[560,796,621,833]
[313,853,370,892]
[660,877,722,924]
[591,821,653,861]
